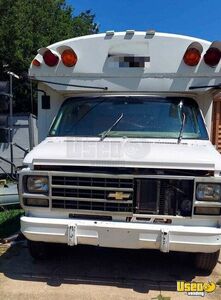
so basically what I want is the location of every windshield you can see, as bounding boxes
[49,96,208,140]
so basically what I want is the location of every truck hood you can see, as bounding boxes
[24,137,221,172]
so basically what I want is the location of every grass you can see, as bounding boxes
[0,206,23,239]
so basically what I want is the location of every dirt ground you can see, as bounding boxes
[0,241,221,300]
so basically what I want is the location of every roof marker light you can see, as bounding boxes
[43,50,59,67]
[61,49,77,67]
[106,30,115,36]
[183,48,201,66]
[126,30,135,35]
[204,47,221,67]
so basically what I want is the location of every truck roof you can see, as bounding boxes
[29,31,221,93]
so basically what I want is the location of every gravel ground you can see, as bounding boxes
[0,241,221,300]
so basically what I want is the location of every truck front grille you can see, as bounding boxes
[50,174,194,216]
[136,178,194,216]
[51,175,134,213]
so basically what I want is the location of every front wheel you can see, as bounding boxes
[195,250,220,273]
[27,240,49,260]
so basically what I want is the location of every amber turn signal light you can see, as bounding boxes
[61,49,77,67]
[32,59,41,67]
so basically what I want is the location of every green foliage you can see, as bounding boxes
[0,208,23,238]
[0,0,98,113]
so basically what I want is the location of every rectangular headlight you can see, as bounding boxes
[196,183,221,201]
[24,198,49,207]
[26,176,49,193]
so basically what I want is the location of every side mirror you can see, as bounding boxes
[41,95,50,109]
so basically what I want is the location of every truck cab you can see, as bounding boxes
[20,31,221,272]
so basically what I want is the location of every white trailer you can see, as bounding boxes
[20,31,221,272]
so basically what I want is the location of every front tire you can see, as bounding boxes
[195,250,220,273]
[27,240,49,260]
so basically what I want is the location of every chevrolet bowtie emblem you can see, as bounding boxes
[108,192,131,200]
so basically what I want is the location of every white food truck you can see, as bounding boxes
[19,30,221,272]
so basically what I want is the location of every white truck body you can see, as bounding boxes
[19,31,221,265]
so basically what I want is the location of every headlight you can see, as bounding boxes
[196,183,221,201]
[26,176,49,193]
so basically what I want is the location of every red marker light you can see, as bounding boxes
[183,48,201,66]
[204,47,221,67]
[61,49,77,67]
[43,50,59,67]
[32,59,41,67]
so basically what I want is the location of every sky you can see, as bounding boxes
[68,0,220,41]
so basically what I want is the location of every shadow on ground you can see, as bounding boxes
[0,241,218,294]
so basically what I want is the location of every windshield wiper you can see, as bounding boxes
[100,113,124,141]
[33,78,108,90]
[177,101,186,144]
[189,83,221,90]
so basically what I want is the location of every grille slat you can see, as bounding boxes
[52,188,133,200]
[52,199,132,212]
[52,184,133,192]
[51,195,132,204]
[52,176,133,188]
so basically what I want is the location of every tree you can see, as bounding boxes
[0,0,98,113]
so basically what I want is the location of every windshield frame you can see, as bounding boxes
[48,95,209,140]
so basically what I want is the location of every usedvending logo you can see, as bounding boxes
[177,280,216,297]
